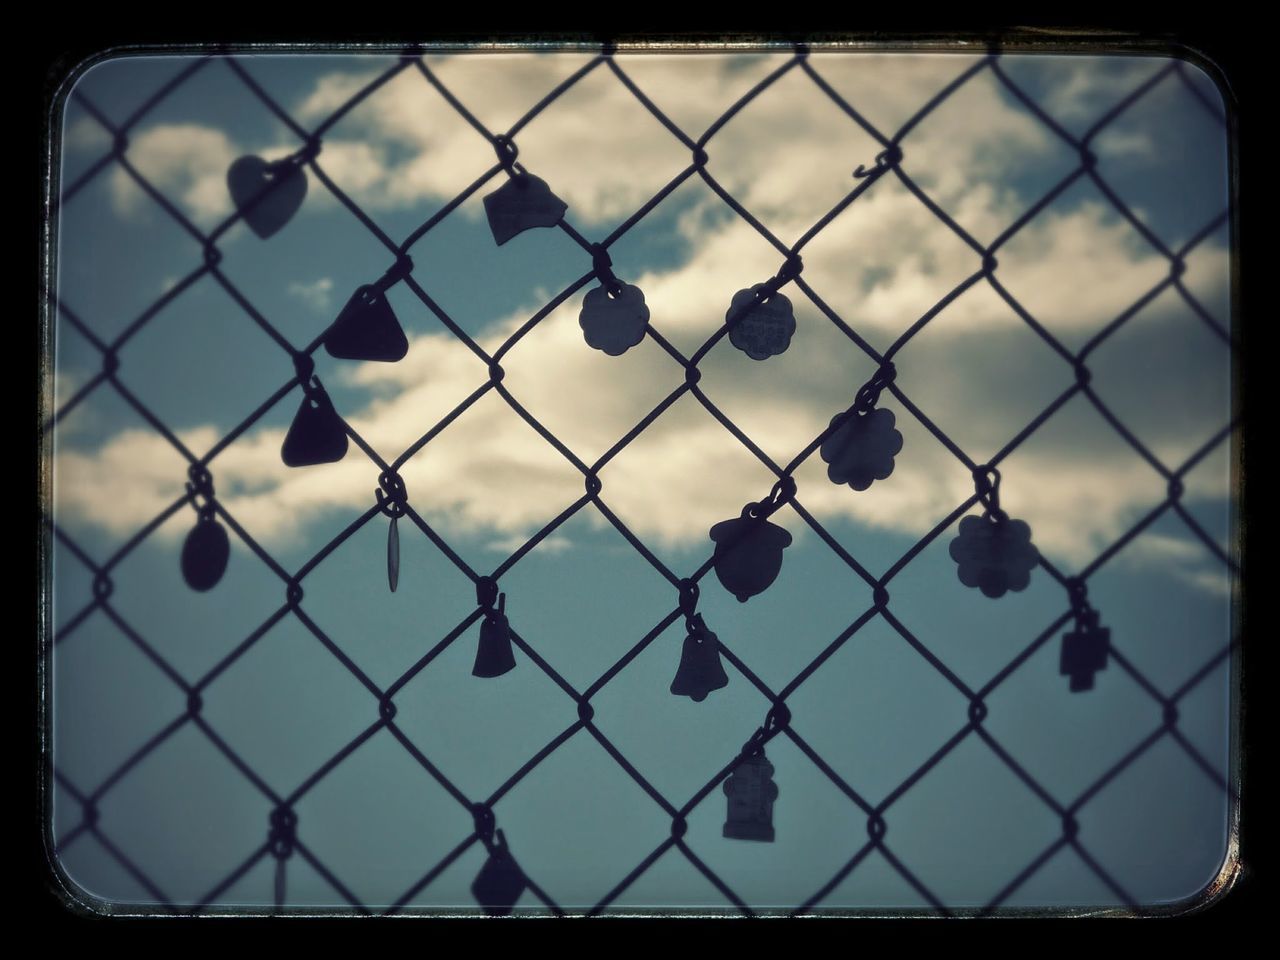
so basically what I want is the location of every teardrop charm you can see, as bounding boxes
[387,514,400,593]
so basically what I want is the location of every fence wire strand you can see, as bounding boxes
[43,42,1240,917]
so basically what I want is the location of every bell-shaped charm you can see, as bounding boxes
[670,615,729,702]
[471,830,527,916]
[483,172,568,246]
[473,593,516,678]
[723,751,779,842]
[324,285,409,362]
[281,385,348,467]
[181,513,230,592]
[1060,609,1109,691]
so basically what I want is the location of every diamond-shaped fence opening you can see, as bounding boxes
[41,41,1241,916]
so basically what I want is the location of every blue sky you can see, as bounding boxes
[48,48,1237,914]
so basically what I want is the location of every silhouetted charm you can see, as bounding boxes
[948,514,1038,598]
[227,156,306,239]
[471,831,526,916]
[483,173,568,245]
[281,385,348,468]
[709,509,793,602]
[726,285,795,361]
[670,614,729,702]
[473,593,516,678]
[723,752,778,842]
[182,514,230,592]
[821,407,903,491]
[387,515,400,593]
[1060,609,1109,691]
[579,282,649,356]
[324,285,409,362]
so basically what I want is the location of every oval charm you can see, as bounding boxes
[725,285,796,361]
[820,407,904,491]
[948,514,1039,598]
[579,283,650,356]
[182,516,230,592]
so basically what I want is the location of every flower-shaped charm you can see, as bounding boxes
[709,514,793,602]
[820,408,903,491]
[579,282,649,356]
[948,514,1038,598]
[726,285,795,361]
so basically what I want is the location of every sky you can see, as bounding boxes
[47,47,1238,914]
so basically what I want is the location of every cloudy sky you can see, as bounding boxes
[49,48,1237,914]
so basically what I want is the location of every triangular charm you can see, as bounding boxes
[281,389,348,467]
[483,173,568,246]
[324,285,409,362]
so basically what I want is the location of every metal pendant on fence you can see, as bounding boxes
[709,510,793,602]
[1061,609,1109,691]
[579,282,650,356]
[670,616,729,702]
[948,514,1038,598]
[324,285,409,362]
[281,388,348,467]
[473,594,516,678]
[387,514,400,593]
[723,752,778,842]
[483,173,568,246]
[181,514,230,592]
[227,156,307,239]
[725,285,796,361]
[820,407,903,491]
[472,831,527,916]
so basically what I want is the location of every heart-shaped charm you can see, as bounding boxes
[820,407,904,491]
[948,514,1039,598]
[281,389,349,467]
[483,173,568,246]
[227,155,307,239]
[181,515,230,592]
[579,282,649,356]
[726,285,796,361]
[324,285,409,362]
[709,513,793,602]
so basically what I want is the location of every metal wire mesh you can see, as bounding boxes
[42,40,1241,917]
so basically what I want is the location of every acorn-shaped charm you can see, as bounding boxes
[709,508,793,602]
[820,407,903,491]
[725,285,795,361]
[226,155,307,239]
[948,514,1038,598]
[181,513,230,592]
[579,282,649,356]
[483,172,568,246]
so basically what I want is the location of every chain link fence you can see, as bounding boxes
[42,40,1241,916]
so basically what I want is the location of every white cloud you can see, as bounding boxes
[287,277,334,312]
[56,53,1233,575]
